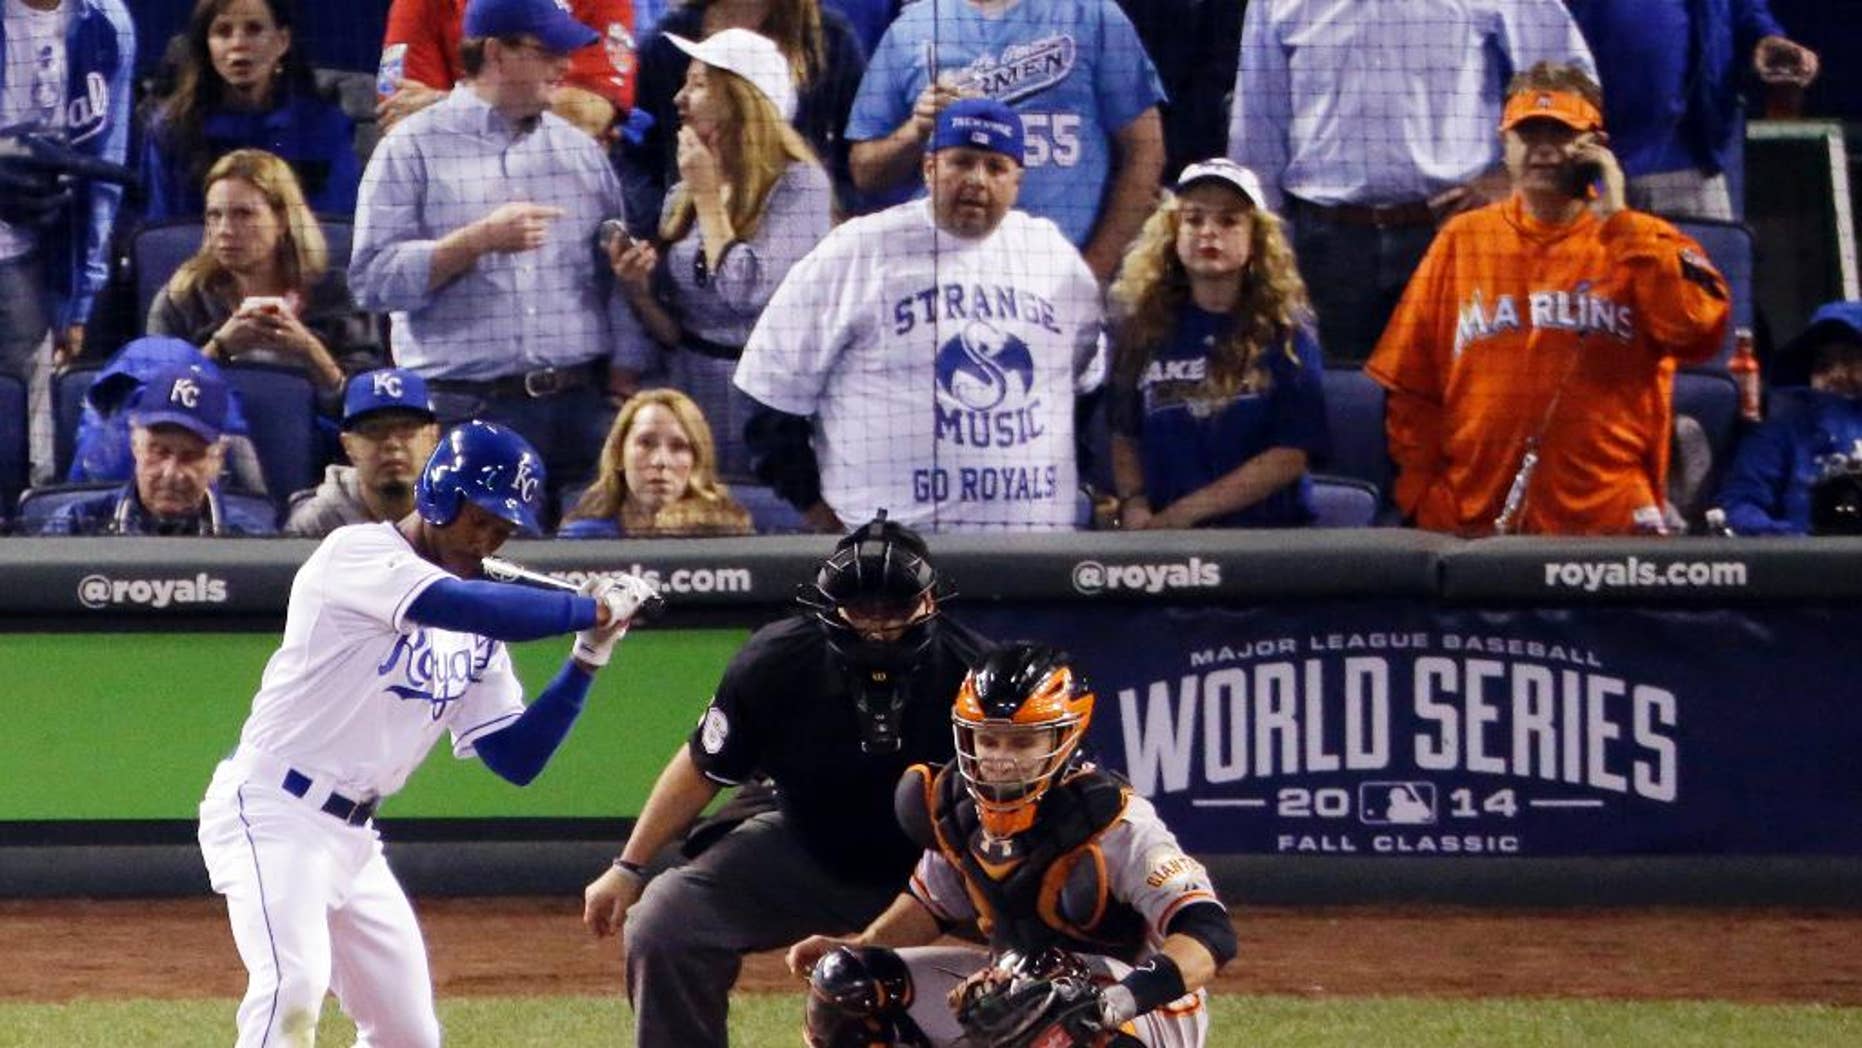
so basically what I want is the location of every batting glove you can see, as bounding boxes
[572,575,659,668]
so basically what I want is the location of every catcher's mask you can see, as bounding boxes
[953,643,1095,838]
[797,511,945,753]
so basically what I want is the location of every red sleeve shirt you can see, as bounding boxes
[379,0,635,111]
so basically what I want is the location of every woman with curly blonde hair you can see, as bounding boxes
[559,388,754,537]
[1106,159,1331,529]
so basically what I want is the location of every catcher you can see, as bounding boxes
[785,643,1236,1047]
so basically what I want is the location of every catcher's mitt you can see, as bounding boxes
[951,951,1141,1048]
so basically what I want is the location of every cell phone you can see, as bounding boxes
[1564,161,1603,200]
[240,295,289,313]
[597,218,631,253]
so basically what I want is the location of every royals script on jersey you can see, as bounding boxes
[738,200,1105,531]
[234,523,525,796]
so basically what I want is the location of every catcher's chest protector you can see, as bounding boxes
[914,764,1148,962]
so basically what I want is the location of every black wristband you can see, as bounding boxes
[1116,954,1187,1016]
[612,857,647,879]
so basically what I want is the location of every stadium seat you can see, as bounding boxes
[1308,475,1380,528]
[318,215,355,270]
[1319,368,1393,501]
[731,482,807,534]
[131,220,206,329]
[17,482,115,532]
[0,373,26,522]
[1673,369,1743,523]
[53,365,100,480]
[220,364,320,510]
[1666,218,1755,370]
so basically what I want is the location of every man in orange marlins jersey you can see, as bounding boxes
[1367,61,1730,536]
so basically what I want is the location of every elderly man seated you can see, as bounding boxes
[40,365,277,536]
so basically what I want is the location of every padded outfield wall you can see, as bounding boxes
[3,532,1860,904]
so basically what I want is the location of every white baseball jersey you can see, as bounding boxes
[200,521,531,1048]
[735,198,1105,532]
[236,521,524,796]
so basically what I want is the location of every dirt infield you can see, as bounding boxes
[3,898,1860,1004]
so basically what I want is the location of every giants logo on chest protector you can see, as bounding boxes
[376,629,496,719]
[935,320,1045,448]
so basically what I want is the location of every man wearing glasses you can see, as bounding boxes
[351,0,649,493]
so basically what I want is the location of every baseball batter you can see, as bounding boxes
[786,644,1236,1047]
[197,421,653,1047]
[735,99,1105,533]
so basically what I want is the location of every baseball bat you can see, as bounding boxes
[481,556,667,621]
[482,555,576,591]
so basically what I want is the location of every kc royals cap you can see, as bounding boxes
[1175,158,1269,211]
[131,365,228,444]
[666,29,798,122]
[464,0,599,54]
[1501,88,1604,133]
[343,368,436,431]
[930,98,1025,164]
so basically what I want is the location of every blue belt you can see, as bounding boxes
[281,769,378,826]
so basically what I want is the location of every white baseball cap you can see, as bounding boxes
[1175,158,1269,211]
[666,28,798,123]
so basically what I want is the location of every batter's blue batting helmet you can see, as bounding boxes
[415,421,547,534]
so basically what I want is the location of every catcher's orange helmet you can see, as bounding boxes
[953,643,1095,837]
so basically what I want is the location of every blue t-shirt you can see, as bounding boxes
[847,0,1165,245]
[1111,306,1329,527]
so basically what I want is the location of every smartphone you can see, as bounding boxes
[240,295,289,313]
[597,218,632,253]
[1564,161,1603,200]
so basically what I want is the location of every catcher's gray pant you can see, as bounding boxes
[624,811,901,1048]
[897,945,1212,1048]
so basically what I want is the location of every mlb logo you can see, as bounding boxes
[1358,782,1437,825]
[969,130,990,146]
[1535,93,1555,109]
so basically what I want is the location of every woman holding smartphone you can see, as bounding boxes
[609,28,831,478]
[146,149,383,406]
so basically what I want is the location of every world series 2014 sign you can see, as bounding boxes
[966,601,1862,858]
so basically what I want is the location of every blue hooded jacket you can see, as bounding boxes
[0,0,135,329]
[68,336,253,483]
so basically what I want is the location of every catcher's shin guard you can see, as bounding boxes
[804,946,929,1048]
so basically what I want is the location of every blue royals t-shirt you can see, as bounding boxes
[1110,305,1330,527]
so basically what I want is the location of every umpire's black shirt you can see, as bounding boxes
[687,614,990,886]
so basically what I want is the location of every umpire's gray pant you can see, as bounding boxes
[624,810,902,1048]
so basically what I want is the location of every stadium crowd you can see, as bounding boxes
[4,0,1857,539]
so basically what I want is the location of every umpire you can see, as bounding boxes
[582,512,991,1047]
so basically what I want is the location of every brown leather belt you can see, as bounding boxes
[427,360,603,399]
[1292,196,1436,229]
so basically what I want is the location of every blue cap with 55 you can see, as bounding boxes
[464,0,599,54]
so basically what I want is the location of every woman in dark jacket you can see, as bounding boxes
[141,0,360,221]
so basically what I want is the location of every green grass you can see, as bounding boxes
[1,994,1855,1047]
